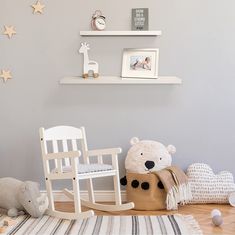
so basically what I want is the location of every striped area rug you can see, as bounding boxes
[0,214,202,235]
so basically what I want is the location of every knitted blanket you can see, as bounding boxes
[153,166,192,210]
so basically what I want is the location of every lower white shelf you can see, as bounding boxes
[60,76,182,85]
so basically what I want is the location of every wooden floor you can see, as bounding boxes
[55,202,235,235]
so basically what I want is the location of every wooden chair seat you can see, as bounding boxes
[52,163,113,174]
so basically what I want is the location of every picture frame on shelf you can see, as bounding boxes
[132,8,149,31]
[121,48,159,79]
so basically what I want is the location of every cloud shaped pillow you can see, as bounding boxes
[186,163,235,203]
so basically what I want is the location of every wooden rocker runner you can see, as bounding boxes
[39,126,134,220]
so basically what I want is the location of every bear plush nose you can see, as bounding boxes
[145,161,155,170]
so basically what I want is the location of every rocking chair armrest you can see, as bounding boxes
[87,148,122,157]
[44,151,81,160]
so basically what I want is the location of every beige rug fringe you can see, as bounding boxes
[183,215,203,235]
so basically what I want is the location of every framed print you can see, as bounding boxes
[121,48,159,79]
[132,8,149,31]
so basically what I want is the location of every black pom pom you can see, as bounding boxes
[141,182,150,190]
[120,176,127,186]
[131,180,139,188]
[157,181,164,189]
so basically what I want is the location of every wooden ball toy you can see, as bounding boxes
[0,226,7,234]
[211,209,223,226]
[212,215,223,226]
[3,219,16,226]
[211,209,221,218]
[0,218,16,233]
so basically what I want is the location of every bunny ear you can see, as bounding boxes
[130,137,140,146]
[167,145,176,154]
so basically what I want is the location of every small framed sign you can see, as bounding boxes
[132,8,149,31]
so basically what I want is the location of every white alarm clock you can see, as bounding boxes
[91,10,106,31]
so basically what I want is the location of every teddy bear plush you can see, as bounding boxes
[125,137,176,173]
[120,137,177,210]
[120,137,176,186]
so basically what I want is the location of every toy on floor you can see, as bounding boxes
[187,163,235,204]
[0,177,48,217]
[0,226,6,234]
[120,137,192,210]
[0,218,16,233]
[211,209,223,226]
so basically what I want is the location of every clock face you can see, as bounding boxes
[95,17,106,30]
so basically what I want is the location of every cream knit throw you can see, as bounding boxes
[153,166,192,210]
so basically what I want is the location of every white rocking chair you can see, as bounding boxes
[39,126,134,219]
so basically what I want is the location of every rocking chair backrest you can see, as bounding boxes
[39,126,89,172]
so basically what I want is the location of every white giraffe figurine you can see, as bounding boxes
[79,42,99,79]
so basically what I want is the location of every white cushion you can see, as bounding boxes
[52,163,113,174]
[187,163,235,204]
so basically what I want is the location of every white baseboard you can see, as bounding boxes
[41,190,127,202]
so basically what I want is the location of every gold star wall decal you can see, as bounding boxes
[32,1,45,14]
[0,70,12,83]
[3,26,16,39]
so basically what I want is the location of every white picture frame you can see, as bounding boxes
[121,48,159,79]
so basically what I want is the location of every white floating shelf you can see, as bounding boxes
[80,30,162,36]
[60,76,182,85]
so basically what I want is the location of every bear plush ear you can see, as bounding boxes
[167,145,176,154]
[130,137,140,146]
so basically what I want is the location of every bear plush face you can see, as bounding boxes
[125,137,176,174]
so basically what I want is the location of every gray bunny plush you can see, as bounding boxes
[0,177,48,217]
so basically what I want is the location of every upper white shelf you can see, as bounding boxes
[60,76,182,85]
[80,30,162,36]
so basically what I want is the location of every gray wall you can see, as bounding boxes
[1,0,235,190]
